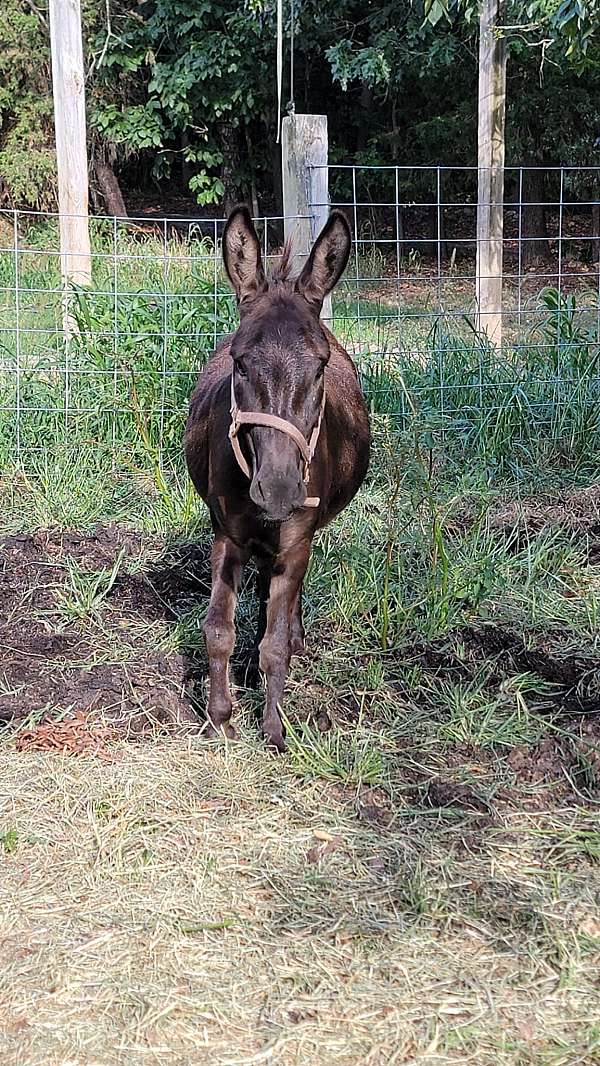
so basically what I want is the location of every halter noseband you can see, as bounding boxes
[228,373,325,509]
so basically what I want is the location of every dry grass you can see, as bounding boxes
[1,739,599,1065]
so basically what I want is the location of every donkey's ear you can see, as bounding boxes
[222,205,268,306]
[295,210,351,312]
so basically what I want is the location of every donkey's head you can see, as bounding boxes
[222,205,351,522]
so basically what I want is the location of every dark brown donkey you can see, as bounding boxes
[185,206,370,750]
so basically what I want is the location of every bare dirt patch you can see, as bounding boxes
[392,623,600,808]
[402,621,600,713]
[0,527,201,737]
[1,524,599,812]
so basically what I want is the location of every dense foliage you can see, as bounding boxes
[0,0,599,212]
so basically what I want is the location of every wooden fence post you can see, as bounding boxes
[476,0,506,346]
[49,0,92,287]
[281,114,331,321]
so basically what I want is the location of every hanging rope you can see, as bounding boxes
[276,0,296,140]
[276,0,283,143]
[289,0,295,115]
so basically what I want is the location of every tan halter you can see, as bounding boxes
[228,374,325,509]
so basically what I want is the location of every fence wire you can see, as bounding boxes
[1,164,599,471]
[309,164,600,455]
[0,212,311,468]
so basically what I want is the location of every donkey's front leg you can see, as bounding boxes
[290,582,305,656]
[259,542,310,751]
[204,533,247,738]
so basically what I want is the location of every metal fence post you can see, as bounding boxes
[281,114,331,321]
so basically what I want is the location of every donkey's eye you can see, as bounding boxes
[235,362,248,379]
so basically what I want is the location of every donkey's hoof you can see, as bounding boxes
[263,731,287,754]
[205,720,238,741]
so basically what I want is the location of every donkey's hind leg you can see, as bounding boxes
[255,562,271,651]
[204,533,247,738]
[244,561,271,688]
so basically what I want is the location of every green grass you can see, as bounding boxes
[1,220,600,480]
[285,716,385,786]
[54,549,126,625]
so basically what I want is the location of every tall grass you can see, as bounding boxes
[1,220,599,478]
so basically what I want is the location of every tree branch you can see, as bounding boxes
[24,0,48,30]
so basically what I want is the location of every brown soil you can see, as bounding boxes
[392,624,600,807]
[1,525,598,808]
[0,527,202,740]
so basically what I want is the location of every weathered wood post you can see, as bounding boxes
[49,0,92,287]
[281,114,331,321]
[476,0,506,346]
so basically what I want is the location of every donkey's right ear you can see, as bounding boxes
[222,205,268,307]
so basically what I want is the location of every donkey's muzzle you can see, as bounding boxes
[250,471,307,522]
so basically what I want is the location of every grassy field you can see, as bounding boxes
[2,218,600,471]
[1,223,600,1064]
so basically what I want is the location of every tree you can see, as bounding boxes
[0,1,55,208]
[87,0,279,209]
[1,0,599,217]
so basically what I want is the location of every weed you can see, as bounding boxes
[56,549,125,624]
[407,247,423,275]
[0,827,18,854]
[285,716,384,786]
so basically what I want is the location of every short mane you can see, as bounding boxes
[270,238,294,284]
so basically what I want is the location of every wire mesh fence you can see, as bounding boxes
[0,211,310,470]
[311,164,600,462]
[1,164,599,474]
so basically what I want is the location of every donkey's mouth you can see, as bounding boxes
[258,508,296,527]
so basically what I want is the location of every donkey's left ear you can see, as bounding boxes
[295,210,351,312]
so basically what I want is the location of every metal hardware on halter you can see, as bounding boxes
[228,374,325,509]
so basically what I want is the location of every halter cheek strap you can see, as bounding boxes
[228,374,325,509]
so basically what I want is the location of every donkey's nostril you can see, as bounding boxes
[249,477,267,509]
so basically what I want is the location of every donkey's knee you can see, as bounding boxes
[259,635,289,677]
[204,612,235,659]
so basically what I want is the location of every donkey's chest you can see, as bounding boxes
[212,496,315,560]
